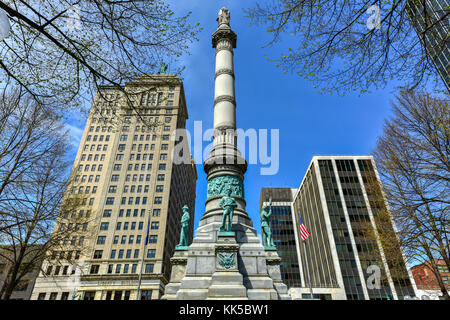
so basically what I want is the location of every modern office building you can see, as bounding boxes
[260,156,418,300]
[406,0,450,91]
[31,74,197,300]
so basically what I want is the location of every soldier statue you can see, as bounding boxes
[159,62,168,74]
[219,188,237,233]
[176,205,190,249]
[261,198,276,249]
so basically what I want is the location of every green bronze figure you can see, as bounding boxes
[176,205,190,249]
[219,188,237,233]
[261,198,276,249]
[159,62,168,74]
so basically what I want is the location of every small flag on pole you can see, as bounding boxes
[144,215,151,245]
[298,215,310,241]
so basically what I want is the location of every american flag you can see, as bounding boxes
[298,215,310,241]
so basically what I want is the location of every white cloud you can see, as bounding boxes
[66,123,84,148]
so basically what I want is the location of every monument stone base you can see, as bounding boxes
[162,215,290,300]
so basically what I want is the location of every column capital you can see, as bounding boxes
[212,28,237,49]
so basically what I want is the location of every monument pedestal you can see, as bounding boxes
[265,249,291,300]
[207,234,247,300]
[162,216,289,300]
[162,249,188,300]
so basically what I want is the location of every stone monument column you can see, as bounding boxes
[203,7,249,226]
[162,7,290,300]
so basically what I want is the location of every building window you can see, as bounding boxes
[154,197,162,204]
[48,292,58,300]
[97,236,106,245]
[153,209,161,217]
[37,293,46,300]
[114,290,122,300]
[84,291,96,300]
[151,222,159,230]
[93,250,103,259]
[100,222,109,230]
[90,265,100,274]
[144,264,154,273]
[61,292,69,300]
[140,290,152,300]
[147,249,156,258]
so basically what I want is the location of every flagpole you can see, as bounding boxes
[136,213,151,300]
[302,239,314,299]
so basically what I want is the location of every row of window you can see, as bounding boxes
[113,162,159,171]
[96,234,158,245]
[83,144,108,152]
[80,153,106,162]
[117,142,169,152]
[49,250,81,261]
[108,182,165,194]
[86,135,110,142]
[77,164,103,172]
[61,236,86,247]
[37,292,71,300]
[83,289,153,300]
[58,223,88,232]
[105,196,161,206]
[99,220,159,231]
[121,153,168,162]
[74,175,100,183]
[45,264,75,276]
[88,125,113,133]
[72,186,98,194]
[89,263,154,275]
[94,248,156,260]
[103,208,161,218]
[119,130,171,142]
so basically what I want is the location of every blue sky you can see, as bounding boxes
[168,1,400,235]
[67,1,403,237]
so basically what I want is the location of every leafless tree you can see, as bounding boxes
[373,90,449,299]
[245,0,449,94]
[0,88,90,299]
